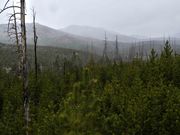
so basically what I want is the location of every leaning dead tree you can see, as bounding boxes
[0,0,29,135]
[0,0,21,74]
[7,3,22,76]
[32,8,38,81]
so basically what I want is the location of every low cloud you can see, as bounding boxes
[1,0,180,36]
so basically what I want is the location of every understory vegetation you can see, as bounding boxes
[0,42,180,135]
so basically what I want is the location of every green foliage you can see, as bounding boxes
[160,41,175,83]
[0,42,180,135]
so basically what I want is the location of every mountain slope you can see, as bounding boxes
[1,23,179,56]
[0,23,104,51]
[0,23,135,54]
[61,25,137,42]
[0,42,101,69]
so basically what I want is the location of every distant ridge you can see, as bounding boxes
[0,23,136,54]
[61,25,137,42]
[0,23,180,54]
[0,23,105,52]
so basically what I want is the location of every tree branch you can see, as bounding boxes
[3,0,10,10]
[0,6,20,14]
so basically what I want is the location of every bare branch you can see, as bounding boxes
[7,12,21,30]
[3,0,10,10]
[0,6,20,14]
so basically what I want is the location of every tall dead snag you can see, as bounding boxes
[128,44,136,61]
[33,8,38,81]
[115,35,119,58]
[12,4,22,75]
[114,35,121,63]
[88,41,95,66]
[20,0,30,135]
[102,32,108,63]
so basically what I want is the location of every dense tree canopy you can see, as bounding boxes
[0,43,180,135]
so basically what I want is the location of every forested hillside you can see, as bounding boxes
[0,43,97,70]
[0,41,180,135]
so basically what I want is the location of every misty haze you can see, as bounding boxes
[0,0,180,135]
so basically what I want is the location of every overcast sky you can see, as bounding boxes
[0,0,180,37]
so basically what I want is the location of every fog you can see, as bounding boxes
[0,0,180,37]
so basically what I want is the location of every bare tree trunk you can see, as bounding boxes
[20,0,29,135]
[33,9,38,81]
[103,32,108,63]
[114,35,121,63]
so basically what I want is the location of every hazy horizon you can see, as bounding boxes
[0,0,180,37]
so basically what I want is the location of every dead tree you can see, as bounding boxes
[20,1,30,135]
[128,44,136,61]
[140,42,144,59]
[1,1,22,73]
[0,1,29,135]
[88,41,95,66]
[114,35,122,63]
[33,8,38,81]
[10,4,23,76]
[102,32,108,63]
[85,42,89,64]
[114,35,118,60]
